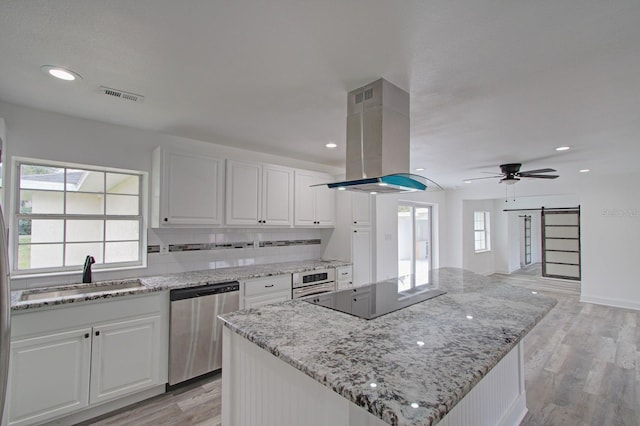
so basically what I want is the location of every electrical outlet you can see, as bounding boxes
[160,244,169,255]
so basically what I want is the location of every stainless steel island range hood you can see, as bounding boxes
[321,79,438,194]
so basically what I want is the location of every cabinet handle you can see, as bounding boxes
[354,221,357,224]
[264,284,274,288]
[164,218,168,222]
[84,333,90,339]
[354,230,357,233]
[95,331,100,336]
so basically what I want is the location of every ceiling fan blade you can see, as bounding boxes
[521,174,559,179]
[465,176,502,181]
[519,168,556,174]
[480,171,504,176]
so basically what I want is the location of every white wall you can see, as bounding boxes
[0,101,341,289]
[579,173,640,310]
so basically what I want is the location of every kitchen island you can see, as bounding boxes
[218,268,557,426]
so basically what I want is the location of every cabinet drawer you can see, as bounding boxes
[244,275,291,297]
[335,266,353,280]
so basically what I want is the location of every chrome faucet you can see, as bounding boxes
[82,255,96,283]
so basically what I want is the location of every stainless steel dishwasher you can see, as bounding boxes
[168,281,239,387]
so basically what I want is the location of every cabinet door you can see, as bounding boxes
[226,160,262,225]
[351,192,372,226]
[262,165,293,226]
[352,228,373,286]
[314,173,335,226]
[294,170,316,226]
[8,328,92,426]
[89,315,161,405]
[160,149,224,226]
[243,291,291,309]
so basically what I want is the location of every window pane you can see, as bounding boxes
[66,192,104,214]
[21,219,64,243]
[65,243,104,266]
[66,220,104,242]
[19,190,64,214]
[20,165,65,190]
[106,194,139,215]
[106,173,139,195]
[106,220,139,241]
[105,242,139,263]
[22,244,63,269]
[67,169,104,193]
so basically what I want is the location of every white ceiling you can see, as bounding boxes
[1,0,639,188]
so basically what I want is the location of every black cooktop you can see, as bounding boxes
[304,275,446,320]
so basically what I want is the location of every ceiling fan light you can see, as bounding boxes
[555,146,570,151]
[501,177,519,185]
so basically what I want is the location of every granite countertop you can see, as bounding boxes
[218,267,557,426]
[11,259,351,311]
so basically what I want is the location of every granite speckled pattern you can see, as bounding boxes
[11,259,350,311]
[219,268,558,426]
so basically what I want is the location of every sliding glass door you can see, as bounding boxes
[398,204,432,286]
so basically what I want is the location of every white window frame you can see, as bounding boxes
[10,157,148,277]
[474,211,491,253]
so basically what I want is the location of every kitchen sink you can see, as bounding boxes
[20,279,146,301]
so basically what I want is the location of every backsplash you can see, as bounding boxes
[11,228,332,290]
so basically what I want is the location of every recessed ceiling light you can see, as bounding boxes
[411,403,420,409]
[466,315,473,320]
[416,341,425,346]
[555,146,570,151]
[463,180,472,184]
[325,142,337,148]
[415,168,425,172]
[41,65,82,81]
[579,169,590,173]
[369,383,377,388]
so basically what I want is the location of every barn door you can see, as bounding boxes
[541,207,581,280]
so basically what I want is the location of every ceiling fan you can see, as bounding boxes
[466,163,559,185]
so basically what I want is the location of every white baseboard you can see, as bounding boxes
[580,295,640,311]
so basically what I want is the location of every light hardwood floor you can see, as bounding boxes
[82,279,639,426]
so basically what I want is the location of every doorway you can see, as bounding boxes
[398,204,432,286]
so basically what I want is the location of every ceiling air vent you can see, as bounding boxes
[100,86,144,103]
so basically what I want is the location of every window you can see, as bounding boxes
[474,211,490,252]
[14,159,145,274]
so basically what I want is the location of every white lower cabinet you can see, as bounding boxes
[89,315,161,405]
[240,275,292,309]
[7,293,168,426]
[8,328,92,425]
[352,228,373,286]
[335,265,353,290]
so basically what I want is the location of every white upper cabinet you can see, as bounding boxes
[294,170,335,227]
[226,160,293,226]
[351,192,372,227]
[151,147,224,227]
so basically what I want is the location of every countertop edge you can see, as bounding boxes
[11,259,352,311]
